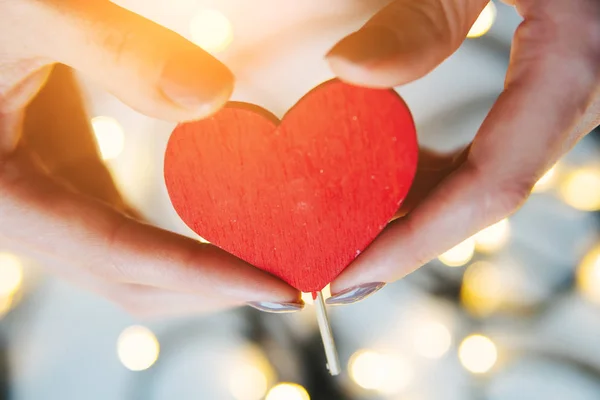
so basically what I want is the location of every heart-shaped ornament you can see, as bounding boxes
[164,79,418,293]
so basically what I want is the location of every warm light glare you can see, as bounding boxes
[197,235,210,244]
[461,261,505,316]
[229,346,273,400]
[0,253,23,298]
[117,326,160,371]
[533,165,558,192]
[438,238,475,267]
[0,295,15,319]
[577,246,600,304]
[349,350,412,394]
[559,167,600,211]
[474,219,510,254]
[190,9,233,53]
[459,335,498,374]
[467,2,497,38]
[91,116,125,160]
[301,284,331,306]
[413,322,452,359]
[266,383,310,400]
[229,364,268,400]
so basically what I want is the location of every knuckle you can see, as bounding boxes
[409,0,455,48]
[373,0,455,49]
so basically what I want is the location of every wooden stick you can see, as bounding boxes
[315,291,341,375]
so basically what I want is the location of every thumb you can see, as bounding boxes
[326,0,489,88]
[25,0,233,122]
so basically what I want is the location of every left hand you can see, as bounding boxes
[325,0,600,303]
[0,0,302,318]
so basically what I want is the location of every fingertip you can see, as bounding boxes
[202,246,302,304]
[326,26,401,67]
[326,26,406,88]
[159,50,235,121]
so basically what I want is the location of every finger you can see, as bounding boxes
[326,0,489,87]
[112,286,241,319]
[94,283,243,318]
[0,148,301,305]
[330,0,600,293]
[15,0,234,121]
[108,283,304,318]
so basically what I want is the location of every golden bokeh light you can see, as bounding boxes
[190,9,234,53]
[532,165,558,193]
[229,364,268,400]
[458,334,498,374]
[349,350,412,394]
[473,219,510,254]
[559,167,600,211]
[117,325,160,371]
[577,245,600,304]
[266,383,310,400]
[0,253,23,298]
[438,238,475,267]
[0,295,15,319]
[413,322,452,359]
[467,2,497,38]
[461,261,505,316]
[229,346,274,400]
[91,116,125,161]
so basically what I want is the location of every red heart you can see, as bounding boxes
[164,80,418,293]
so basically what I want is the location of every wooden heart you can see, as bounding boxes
[164,79,418,293]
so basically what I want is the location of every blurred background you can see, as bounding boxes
[2,1,600,399]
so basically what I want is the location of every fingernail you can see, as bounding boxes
[326,282,386,306]
[247,301,305,314]
[326,26,401,65]
[160,50,234,113]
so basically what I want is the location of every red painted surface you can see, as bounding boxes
[164,80,418,292]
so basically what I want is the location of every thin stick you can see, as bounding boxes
[315,291,341,376]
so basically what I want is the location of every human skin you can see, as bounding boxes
[0,0,598,314]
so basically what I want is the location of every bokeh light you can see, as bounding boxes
[190,9,234,53]
[474,219,510,254]
[461,261,505,316]
[349,350,412,394]
[467,2,497,38]
[91,116,125,161]
[229,345,274,400]
[577,245,600,304]
[229,364,268,400]
[532,164,558,192]
[0,253,23,298]
[438,238,475,267]
[266,383,310,400]
[559,167,600,211]
[459,334,498,374]
[0,295,15,319]
[413,321,452,359]
[117,326,160,371]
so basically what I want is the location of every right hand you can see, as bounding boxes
[0,0,303,318]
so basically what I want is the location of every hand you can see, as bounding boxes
[0,0,302,317]
[326,0,600,304]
